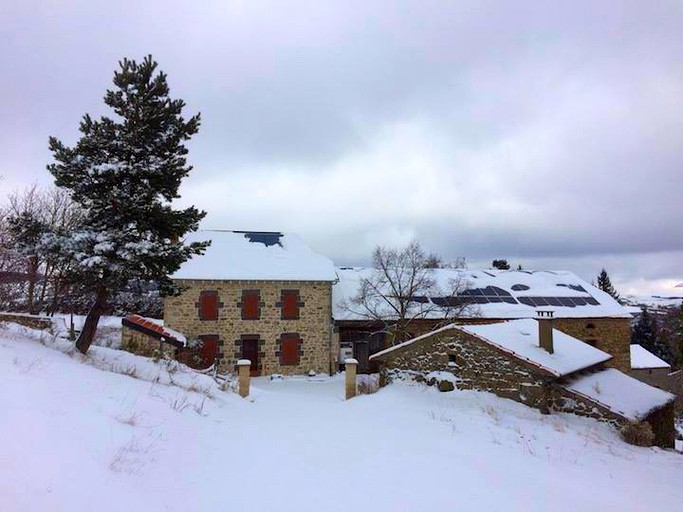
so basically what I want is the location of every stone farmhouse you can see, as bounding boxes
[163,231,338,376]
[333,267,633,373]
[369,314,676,447]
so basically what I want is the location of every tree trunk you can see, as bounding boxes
[26,256,38,315]
[75,287,108,354]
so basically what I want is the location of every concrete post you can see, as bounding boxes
[345,358,358,400]
[237,359,251,398]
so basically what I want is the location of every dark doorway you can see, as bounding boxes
[241,337,260,376]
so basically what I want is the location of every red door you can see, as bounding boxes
[198,335,219,369]
[241,338,260,376]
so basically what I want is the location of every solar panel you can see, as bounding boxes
[408,296,429,304]
[511,284,530,291]
[239,231,283,247]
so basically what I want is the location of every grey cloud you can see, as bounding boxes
[1,0,682,294]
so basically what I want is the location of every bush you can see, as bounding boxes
[621,420,655,447]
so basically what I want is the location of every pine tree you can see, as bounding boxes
[47,56,209,353]
[596,268,620,301]
[632,307,673,364]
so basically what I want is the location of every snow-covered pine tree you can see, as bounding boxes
[596,268,620,301]
[632,306,673,364]
[47,55,209,353]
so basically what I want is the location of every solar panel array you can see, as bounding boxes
[517,296,599,307]
[412,284,601,309]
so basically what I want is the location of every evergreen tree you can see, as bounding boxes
[596,268,620,301]
[632,307,673,364]
[48,56,208,353]
[492,259,510,270]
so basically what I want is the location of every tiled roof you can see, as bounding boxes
[122,315,185,348]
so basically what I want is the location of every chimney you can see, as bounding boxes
[537,310,554,354]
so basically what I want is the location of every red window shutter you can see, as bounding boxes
[199,291,218,320]
[281,290,299,319]
[242,292,260,320]
[281,335,300,365]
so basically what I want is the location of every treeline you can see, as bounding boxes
[632,304,683,369]
[0,184,162,317]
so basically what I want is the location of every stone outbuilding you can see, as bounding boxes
[164,230,338,376]
[370,313,676,448]
[121,314,186,359]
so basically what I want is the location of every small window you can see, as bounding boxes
[241,290,260,320]
[586,323,596,330]
[280,290,301,320]
[198,291,219,321]
[280,333,301,366]
[447,354,457,367]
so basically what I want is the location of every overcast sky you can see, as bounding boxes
[1,1,682,296]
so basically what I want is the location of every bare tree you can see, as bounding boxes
[3,184,84,314]
[342,241,474,344]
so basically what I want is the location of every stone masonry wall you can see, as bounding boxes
[0,312,52,331]
[553,317,631,373]
[164,280,336,375]
[121,325,176,359]
[377,328,553,410]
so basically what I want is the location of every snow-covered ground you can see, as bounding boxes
[1,322,682,511]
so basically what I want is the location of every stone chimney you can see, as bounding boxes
[537,310,554,354]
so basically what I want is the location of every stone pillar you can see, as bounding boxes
[237,359,251,398]
[345,358,358,400]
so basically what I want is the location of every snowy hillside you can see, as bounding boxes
[1,323,682,511]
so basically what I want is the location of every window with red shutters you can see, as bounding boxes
[281,290,300,320]
[241,290,260,320]
[280,333,301,366]
[198,291,219,321]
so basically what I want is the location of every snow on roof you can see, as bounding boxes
[630,345,671,370]
[172,230,337,282]
[564,368,675,420]
[371,319,611,377]
[333,267,630,320]
[458,319,612,377]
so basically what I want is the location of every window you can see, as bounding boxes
[198,291,219,321]
[241,290,260,320]
[279,333,301,366]
[280,290,301,320]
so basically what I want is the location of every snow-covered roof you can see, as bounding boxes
[334,267,630,320]
[630,345,671,370]
[172,230,337,282]
[564,368,675,420]
[371,319,612,377]
[458,319,612,377]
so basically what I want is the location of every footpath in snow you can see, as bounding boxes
[1,322,682,512]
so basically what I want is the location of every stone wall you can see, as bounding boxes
[164,279,336,375]
[629,367,673,390]
[0,312,52,331]
[376,328,553,410]
[121,325,176,359]
[553,317,631,372]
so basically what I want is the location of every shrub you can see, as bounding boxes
[621,420,655,447]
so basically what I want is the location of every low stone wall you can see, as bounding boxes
[0,312,52,331]
[120,325,176,359]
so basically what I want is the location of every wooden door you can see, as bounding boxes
[353,341,369,374]
[198,335,219,368]
[241,338,260,376]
